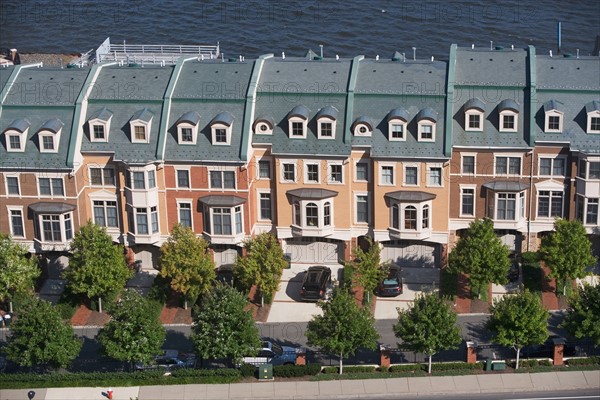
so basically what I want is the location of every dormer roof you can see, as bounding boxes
[39,118,64,133]
[177,111,201,125]
[5,118,30,133]
[210,111,234,126]
[288,105,310,120]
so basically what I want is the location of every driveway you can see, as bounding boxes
[267,263,344,323]
[374,266,440,319]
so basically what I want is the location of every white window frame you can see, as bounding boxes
[204,205,244,236]
[460,153,477,175]
[304,161,321,184]
[536,189,564,219]
[207,167,236,190]
[288,117,307,139]
[317,117,336,139]
[280,160,298,183]
[130,119,152,143]
[39,129,60,153]
[499,109,518,132]
[403,163,420,187]
[257,190,272,222]
[327,162,344,184]
[388,119,407,141]
[257,158,272,180]
[128,166,157,190]
[92,199,119,228]
[176,200,193,228]
[465,109,484,132]
[355,160,369,182]
[379,162,396,186]
[426,163,444,187]
[38,212,73,243]
[418,120,436,142]
[177,122,198,145]
[494,154,523,177]
[291,198,335,229]
[353,123,372,137]
[459,184,477,218]
[354,192,370,224]
[89,118,111,142]
[4,129,27,152]
[36,174,65,197]
[538,155,566,177]
[7,206,25,238]
[176,168,191,189]
[389,201,433,233]
[4,173,21,196]
[254,121,273,135]
[491,191,526,221]
[544,110,563,133]
[211,123,232,145]
[88,165,116,187]
[587,110,600,134]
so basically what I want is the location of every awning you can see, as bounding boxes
[384,191,436,202]
[29,202,76,213]
[483,181,528,192]
[198,195,246,207]
[287,188,338,200]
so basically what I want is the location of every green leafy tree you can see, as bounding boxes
[5,296,82,370]
[350,237,386,303]
[191,284,261,366]
[486,290,549,369]
[448,218,511,298]
[306,288,379,374]
[63,221,132,312]
[393,292,461,374]
[0,234,40,313]
[540,218,597,295]
[234,233,288,307]
[561,283,600,346]
[97,289,166,370]
[160,223,215,309]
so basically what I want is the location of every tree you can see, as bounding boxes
[97,289,166,370]
[234,233,288,307]
[63,221,132,313]
[0,234,40,313]
[540,218,597,296]
[393,292,461,374]
[306,288,379,374]
[160,224,215,309]
[561,283,600,346]
[349,237,386,303]
[486,290,549,369]
[191,284,261,366]
[448,218,511,298]
[5,296,82,370]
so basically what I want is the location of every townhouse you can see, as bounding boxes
[1,45,598,269]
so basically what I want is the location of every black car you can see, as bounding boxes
[377,265,403,297]
[300,266,332,301]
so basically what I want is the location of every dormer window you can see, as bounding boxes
[254,117,274,135]
[417,108,437,142]
[3,119,29,152]
[130,108,153,143]
[585,101,600,134]
[287,105,309,138]
[498,99,519,132]
[352,116,373,136]
[316,106,338,139]
[387,108,409,141]
[38,118,63,153]
[88,108,112,142]
[210,112,234,145]
[176,111,200,145]
[464,98,485,132]
[543,100,563,133]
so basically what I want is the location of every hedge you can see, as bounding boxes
[567,357,600,366]
[273,364,321,377]
[388,364,423,373]
[321,365,376,374]
[240,364,256,377]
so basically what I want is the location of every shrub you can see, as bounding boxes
[320,365,376,374]
[521,251,540,265]
[538,359,552,367]
[273,363,321,377]
[430,362,481,371]
[321,366,338,374]
[240,364,256,378]
[389,364,423,373]
[518,359,539,368]
[567,357,600,366]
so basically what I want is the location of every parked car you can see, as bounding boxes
[377,264,403,297]
[215,264,234,286]
[300,266,332,301]
[135,349,196,371]
[241,341,298,367]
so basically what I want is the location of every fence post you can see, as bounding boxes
[466,341,477,364]
[552,337,565,366]
[380,345,391,370]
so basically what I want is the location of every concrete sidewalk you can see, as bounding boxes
[1,370,598,400]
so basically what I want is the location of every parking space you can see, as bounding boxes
[267,263,344,323]
[374,266,440,319]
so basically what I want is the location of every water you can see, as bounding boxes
[1,0,599,59]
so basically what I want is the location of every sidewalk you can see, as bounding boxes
[1,370,598,400]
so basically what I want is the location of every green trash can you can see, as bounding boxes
[492,361,506,371]
[259,363,273,380]
[485,358,492,371]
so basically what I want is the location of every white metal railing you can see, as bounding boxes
[95,38,220,64]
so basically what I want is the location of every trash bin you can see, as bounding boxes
[258,363,273,380]
[492,361,506,371]
[485,358,492,371]
[3,314,11,327]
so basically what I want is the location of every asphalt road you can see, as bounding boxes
[354,390,600,400]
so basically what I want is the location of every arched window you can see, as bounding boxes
[404,206,417,230]
[306,203,318,227]
[324,202,331,226]
[422,205,429,229]
[392,204,400,229]
[294,202,301,225]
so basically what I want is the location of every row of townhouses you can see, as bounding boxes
[0,44,599,270]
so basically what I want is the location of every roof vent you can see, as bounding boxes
[412,47,416,60]
[471,44,475,49]
[376,55,379,60]
[282,52,285,59]
[511,44,514,50]
[490,41,493,50]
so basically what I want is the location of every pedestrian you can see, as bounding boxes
[3,313,11,327]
